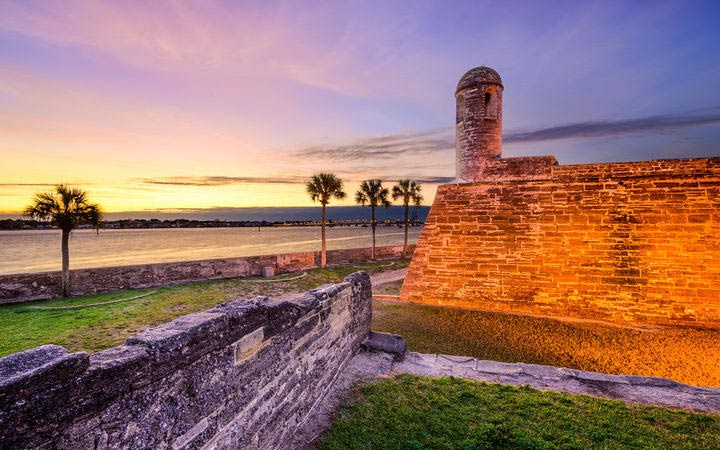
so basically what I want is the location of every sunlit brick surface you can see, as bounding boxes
[401,157,720,328]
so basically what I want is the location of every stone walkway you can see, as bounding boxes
[368,268,407,286]
[394,352,720,413]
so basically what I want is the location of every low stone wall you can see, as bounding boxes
[0,272,372,449]
[0,244,414,304]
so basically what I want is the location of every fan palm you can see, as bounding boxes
[392,180,423,259]
[306,173,347,268]
[24,185,103,297]
[355,179,391,260]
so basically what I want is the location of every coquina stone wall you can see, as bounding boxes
[0,272,372,449]
[401,157,720,328]
[0,244,413,304]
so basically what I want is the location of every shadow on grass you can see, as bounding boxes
[372,300,720,388]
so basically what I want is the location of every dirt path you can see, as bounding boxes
[276,269,407,301]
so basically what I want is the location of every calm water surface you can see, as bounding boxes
[0,226,422,275]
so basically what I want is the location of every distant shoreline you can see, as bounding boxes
[0,218,425,231]
[0,205,430,224]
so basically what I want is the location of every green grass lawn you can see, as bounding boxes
[0,259,408,357]
[372,300,720,388]
[319,375,720,450]
[372,279,404,295]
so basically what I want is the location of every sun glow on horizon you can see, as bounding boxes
[0,180,442,215]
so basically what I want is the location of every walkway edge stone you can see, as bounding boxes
[390,352,720,413]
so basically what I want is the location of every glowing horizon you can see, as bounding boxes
[1,1,719,214]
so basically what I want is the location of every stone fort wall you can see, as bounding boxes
[401,156,720,328]
[0,272,372,449]
[0,244,413,304]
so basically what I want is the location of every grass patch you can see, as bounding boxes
[319,374,720,450]
[373,279,404,295]
[0,259,408,357]
[372,301,720,387]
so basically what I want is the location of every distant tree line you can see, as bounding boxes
[0,219,48,230]
[0,217,423,231]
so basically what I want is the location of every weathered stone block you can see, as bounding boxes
[0,345,89,407]
[362,332,407,361]
[233,328,264,364]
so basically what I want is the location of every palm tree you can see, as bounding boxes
[24,185,102,297]
[355,179,391,260]
[306,173,347,268]
[392,180,423,259]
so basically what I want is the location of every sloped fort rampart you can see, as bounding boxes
[401,67,720,328]
[0,272,371,449]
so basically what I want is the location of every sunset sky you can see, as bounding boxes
[1,0,719,215]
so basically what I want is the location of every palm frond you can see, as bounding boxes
[23,184,103,230]
[306,173,346,205]
[391,179,423,206]
[355,179,391,208]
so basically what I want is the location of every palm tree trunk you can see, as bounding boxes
[402,202,409,259]
[371,205,376,260]
[61,228,70,297]
[321,203,327,268]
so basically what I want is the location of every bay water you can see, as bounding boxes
[0,226,422,275]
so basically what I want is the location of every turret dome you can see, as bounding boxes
[456,66,503,94]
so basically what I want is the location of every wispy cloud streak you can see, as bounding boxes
[0,183,57,187]
[138,176,307,186]
[138,174,456,186]
[505,112,720,143]
[295,128,454,161]
[372,175,456,184]
[294,111,720,163]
